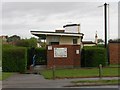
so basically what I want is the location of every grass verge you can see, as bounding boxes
[109,64,120,67]
[72,79,119,84]
[0,72,14,80]
[41,67,118,79]
[65,79,119,87]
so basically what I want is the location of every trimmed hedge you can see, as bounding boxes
[27,47,35,69]
[81,46,107,67]
[27,48,47,68]
[2,46,27,73]
[35,48,47,65]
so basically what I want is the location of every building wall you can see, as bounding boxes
[46,36,60,45]
[60,37,73,45]
[77,37,81,45]
[60,36,81,45]
[109,43,120,64]
[65,26,80,33]
[46,36,81,45]
[47,45,81,68]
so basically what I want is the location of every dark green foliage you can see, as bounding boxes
[15,40,29,47]
[2,44,15,48]
[27,48,47,69]
[2,46,27,73]
[95,44,104,47]
[109,38,120,43]
[35,48,47,65]
[15,37,37,47]
[97,39,104,43]
[7,35,20,42]
[27,47,35,69]
[81,46,107,67]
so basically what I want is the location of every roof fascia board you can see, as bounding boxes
[31,32,83,37]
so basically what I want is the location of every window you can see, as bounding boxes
[50,42,59,45]
[73,39,77,44]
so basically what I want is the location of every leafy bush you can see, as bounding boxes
[7,35,20,42]
[109,39,120,43]
[27,47,35,69]
[27,48,47,68]
[81,46,107,67]
[2,46,27,73]
[15,37,37,47]
[35,48,47,65]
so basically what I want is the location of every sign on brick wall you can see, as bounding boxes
[54,48,67,58]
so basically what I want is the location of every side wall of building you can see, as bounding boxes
[47,45,81,68]
[109,43,120,64]
[46,36,81,45]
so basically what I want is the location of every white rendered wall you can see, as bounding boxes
[65,26,80,33]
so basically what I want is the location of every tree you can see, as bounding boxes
[29,37,37,47]
[7,35,20,42]
[97,39,104,44]
[15,37,37,47]
[40,41,46,48]
[109,38,120,43]
[38,37,46,48]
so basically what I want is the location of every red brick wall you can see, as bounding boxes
[109,43,120,64]
[47,45,81,68]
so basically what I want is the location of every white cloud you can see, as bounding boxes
[2,2,118,41]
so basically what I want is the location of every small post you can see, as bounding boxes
[52,65,55,80]
[99,64,102,79]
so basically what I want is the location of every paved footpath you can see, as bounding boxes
[2,73,119,88]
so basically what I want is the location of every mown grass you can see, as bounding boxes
[109,64,120,67]
[41,67,118,79]
[72,79,119,84]
[0,72,14,80]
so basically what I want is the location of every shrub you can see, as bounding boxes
[27,47,47,68]
[27,47,35,69]
[2,46,27,73]
[81,46,107,67]
[35,48,47,65]
[15,37,37,47]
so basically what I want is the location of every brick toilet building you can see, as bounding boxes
[109,41,120,64]
[31,24,84,68]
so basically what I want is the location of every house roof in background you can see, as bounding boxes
[82,41,96,44]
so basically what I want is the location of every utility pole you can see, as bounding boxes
[104,3,107,48]
[98,3,109,65]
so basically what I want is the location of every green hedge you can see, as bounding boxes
[2,46,27,73]
[27,48,47,68]
[27,47,35,69]
[35,48,47,65]
[81,46,107,67]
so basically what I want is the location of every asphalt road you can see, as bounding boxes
[2,73,119,88]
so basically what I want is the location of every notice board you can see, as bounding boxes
[54,48,67,58]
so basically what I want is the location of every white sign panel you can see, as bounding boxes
[54,48,67,58]
[76,50,79,54]
[48,46,52,50]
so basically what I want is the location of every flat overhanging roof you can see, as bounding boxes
[31,31,84,38]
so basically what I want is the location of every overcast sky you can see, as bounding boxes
[2,1,118,41]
